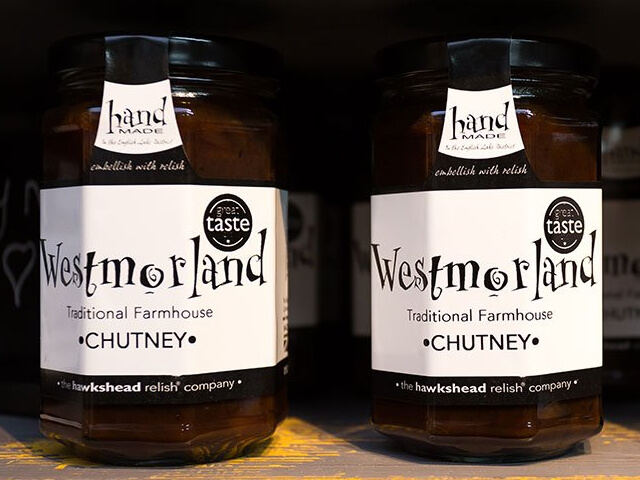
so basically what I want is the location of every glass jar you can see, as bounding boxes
[40,34,288,465]
[593,65,640,398]
[370,36,603,462]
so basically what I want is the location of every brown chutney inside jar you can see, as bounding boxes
[40,34,288,465]
[370,36,603,462]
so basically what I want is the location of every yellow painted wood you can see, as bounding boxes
[1,401,640,479]
[0,416,354,475]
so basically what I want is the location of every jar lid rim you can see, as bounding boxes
[375,35,600,80]
[49,32,284,79]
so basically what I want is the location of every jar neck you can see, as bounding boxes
[52,67,280,104]
[378,69,596,103]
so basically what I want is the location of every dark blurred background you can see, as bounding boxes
[0,0,636,414]
[1,0,636,87]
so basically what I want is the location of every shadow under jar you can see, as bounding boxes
[370,36,603,462]
[40,34,288,466]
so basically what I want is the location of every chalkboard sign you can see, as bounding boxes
[0,110,41,416]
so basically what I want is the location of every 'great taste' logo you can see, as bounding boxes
[203,194,253,252]
[544,196,584,254]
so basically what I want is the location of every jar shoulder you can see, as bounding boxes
[42,93,282,184]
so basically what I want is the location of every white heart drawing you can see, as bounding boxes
[2,241,36,309]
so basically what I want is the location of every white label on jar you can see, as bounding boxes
[351,200,371,338]
[94,80,183,155]
[371,188,602,378]
[602,126,640,179]
[40,185,287,376]
[438,85,525,160]
[603,199,640,338]
[288,192,319,328]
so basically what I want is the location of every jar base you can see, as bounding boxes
[373,423,601,464]
[39,390,287,466]
[41,416,278,466]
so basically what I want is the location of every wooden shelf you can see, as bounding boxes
[2,396,640,479]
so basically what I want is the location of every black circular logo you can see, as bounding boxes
[203,194,252,251]
[288,200,303,241]
[544,196,584,254]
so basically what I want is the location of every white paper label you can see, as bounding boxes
[371,188,602,378]
[94,80,183,155]
[40,185,288,376]
[603,199,640,338]
[351,200,371,337]
[438,85,525,160]
[288,192,319,328]
[602,126,640,179]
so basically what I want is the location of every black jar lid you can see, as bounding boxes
[49,32,284,79]
[375,35,600,80]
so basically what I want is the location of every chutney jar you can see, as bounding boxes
[40,33,288,465]
[370,36,603,462]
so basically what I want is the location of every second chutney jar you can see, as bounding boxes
[370,36,603,462]
[40,33,288,465]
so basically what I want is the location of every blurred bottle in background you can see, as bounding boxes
[287,170,323,397]
[349,169,371,396]
[593,64,640,398]
[282,74,352,399]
